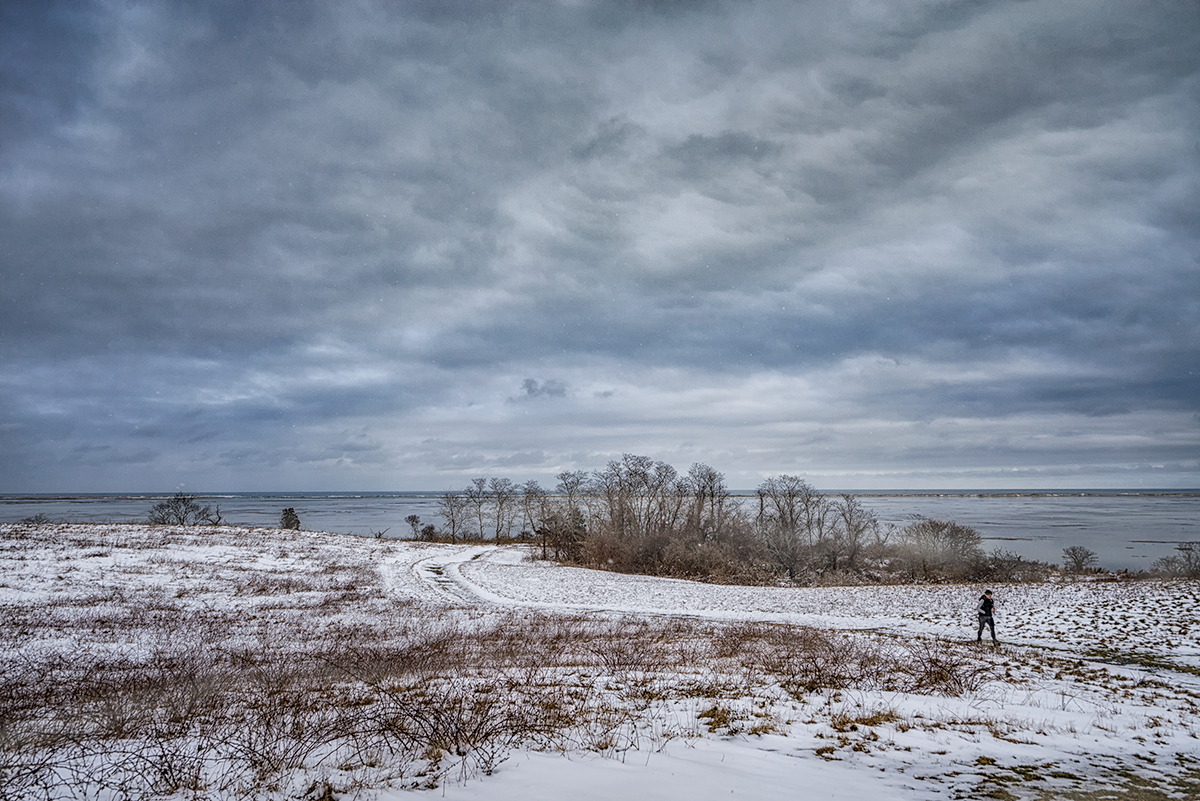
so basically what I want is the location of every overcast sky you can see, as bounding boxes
[2,0,1198,493]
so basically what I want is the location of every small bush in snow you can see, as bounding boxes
[280,507,302,530]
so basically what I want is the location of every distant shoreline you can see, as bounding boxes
[4,491,1196,572]
[4,489,1199,501]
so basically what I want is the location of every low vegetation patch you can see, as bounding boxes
[417,455,1062,586]
[1,607,1001,798]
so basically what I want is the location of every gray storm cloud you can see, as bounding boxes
[1,0,1197,491]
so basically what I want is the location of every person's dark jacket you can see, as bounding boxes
[977,595,994,617]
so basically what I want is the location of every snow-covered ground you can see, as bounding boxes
[3,523,1198,800]
[408,543,1200,669]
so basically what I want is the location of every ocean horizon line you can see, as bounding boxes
[3,487,1200,501]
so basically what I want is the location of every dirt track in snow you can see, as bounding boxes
[395,543,1200,674]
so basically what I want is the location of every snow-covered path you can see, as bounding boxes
[394,543,1200,672]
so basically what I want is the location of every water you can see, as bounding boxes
[1,490,1197,571]
[0,493,444,540]
[848,491,1199,571]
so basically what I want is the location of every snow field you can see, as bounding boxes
[432,545,1200,670]
[1,523,1198,800]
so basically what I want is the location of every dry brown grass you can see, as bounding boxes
[0,523,1033,799]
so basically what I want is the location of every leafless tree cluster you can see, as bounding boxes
[432,456,763,580]
[433,456,1054,585]
[752,478,1047,584]
[578,455,762,579]
[433,473,588,560]
[754,476,888,581]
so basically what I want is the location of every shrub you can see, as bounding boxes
[984,548,1051,583]
[893,518,984,581]
[1152,543,1200,577]
[147,493,222,526]
[280,508,301,530]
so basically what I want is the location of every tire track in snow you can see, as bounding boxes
[405,545,695,616]
[398,545,1200,680]
[410,546,510,606]
[405,545,892,624]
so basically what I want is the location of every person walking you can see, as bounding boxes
[976,589,998,644]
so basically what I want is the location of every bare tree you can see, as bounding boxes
[463,478,491,540]
[405,514,421,538]
[756,476,806,580]
[147,493,222,526]
[546,506,587,562]
[755,475,830,580]
[685,463,736,543]
[489,478,519,541]
[550,471,590,561]
[1062,545,1099,573]
[555,470,588,518]
[436,491,468,543]
[519,480,549,551]
[830,494,877,572]
[1152,543,1200,577]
